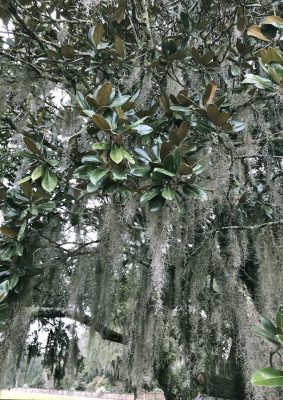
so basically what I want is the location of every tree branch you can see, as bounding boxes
[218,220,283,231]
[30,307,125,344]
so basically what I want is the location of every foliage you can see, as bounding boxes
[251,306,283,388]
[0,1,283,399]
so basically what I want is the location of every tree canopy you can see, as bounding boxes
[0,0,283,399]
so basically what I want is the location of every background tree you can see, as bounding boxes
[0,1,283,399]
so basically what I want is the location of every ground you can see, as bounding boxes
[0,390,94,400]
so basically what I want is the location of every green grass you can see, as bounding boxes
[0,390,95,400]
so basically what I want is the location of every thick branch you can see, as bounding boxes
[31,307,125,344]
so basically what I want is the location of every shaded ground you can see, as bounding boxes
[0,391,96,400]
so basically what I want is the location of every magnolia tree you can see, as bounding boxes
[0,0,283,399]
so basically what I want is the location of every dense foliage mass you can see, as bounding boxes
[0,0,283,399]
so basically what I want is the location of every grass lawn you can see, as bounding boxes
[0,390,96,400]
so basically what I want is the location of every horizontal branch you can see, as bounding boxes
[30,307,125,344]
[219,220,283,231]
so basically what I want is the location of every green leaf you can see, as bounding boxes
[46,159,59,167]
[112,170,127,180]
[130,166,151,177]
[121,148,135,164]
[92,142,109,150]
[76,91,89,109]
[31,164,44,181]
[170,105,191,114]
[260,315,277,335]
[163,154,177,173]
[17,220,27,242]
[82,109,95,117]
[140,188,161,203]
[276,305,283,329]
[153,168,175,177]
[149,195,166,212]
[8,273,20,290]
[89,169,109,185]
[183,184,208,201]
[41,169,58,193]
[162,184,176,201]
[74,165,93,179]
[251,326,279,345]
[17,176,31,184]
[242,74,275,90]
[109,95,131,108]
[81,155,101,164]
[134,147,152,162]
[135,124,153,136]
[36,202,55,212]
[251,368,283,387]
[193,163,205,175]
[110,146,124,164]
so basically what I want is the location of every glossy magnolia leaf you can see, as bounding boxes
[217,112,230,127]
[134,147,152,162]
[17,220,27,242]
[178,162,193,176]
[92,114,112,131]
[230,120,246,132]
[135,124,153,136]
[60,44,74,59]
[140,188,161,203]
[92,142,109,150]
[193,163,205,175]
[130,166,151,177]
[23,137,41,155]
[162,184,176,201]
[82,109,95,117]
[170,105,191,114]
[260,48,283,65]
[260,316,277,335]
[251,326,279,345]
[0,226,18,239]
[112,170,127,180]
[109,95,131,108]
[160,141,173,161]
[153,168,175,177]
[36,202,55,212]
[242,74,274,90]
[149,195,166,212]
[115,35,125,58]
[202,80,217,105]
[8,273,20,290]
[251,368,283,387]
[76,91,89,109]
[41,169,58,193]
[247,25,270,42]
[93,22,104,45]
[263,15,283,29]
[177,121,189,143]
[261,24,279,39]
[110,146,124,164]
[74,165,93,179]
[17,176,31,184]
[276,305,283,329]
[31,164,44,181]
[207,104,220,125]
[96,82,112,106]
[163,153,176,173]
[81,155,101,164]
[89,168,109,186]
[121,149,135,164]
[183,184,208,201]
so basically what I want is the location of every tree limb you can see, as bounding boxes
[30,307,125,344]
